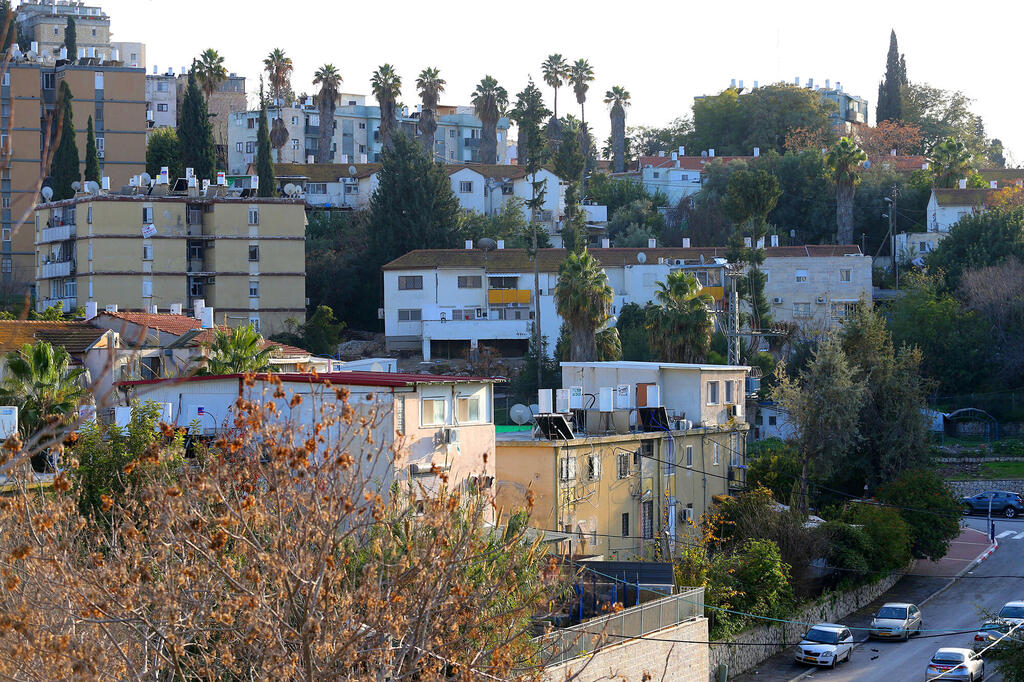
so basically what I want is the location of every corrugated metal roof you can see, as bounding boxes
[117,371,504,388]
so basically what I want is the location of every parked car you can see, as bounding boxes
[794,623,854,668]
[997,601,1024,625]
[972,620,1017,652]
[925,647,984,681]
[868,602,922,640]
[961,490,1024,518]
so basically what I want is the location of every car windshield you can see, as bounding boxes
[803,627,839,644]
[981,622,1009,633]
[876,607,908,619]
[999,606,1024,619]
[932,651,965,664]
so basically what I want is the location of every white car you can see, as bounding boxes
[997,600,1024,625]
[794,623,854,668]
[869,602,922,640]
[925,647,984,681]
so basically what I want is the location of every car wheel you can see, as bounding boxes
[963,505,972,516]
[1006,506,1018,519]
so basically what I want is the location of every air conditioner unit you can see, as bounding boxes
[679,507,693,523]
[206,276,216,284]
[772,297,783,304]
[816,296,826,304]
[441,427,459,444]
[475,308,486,319]
[97,149,104,159]
[729,404,740,417]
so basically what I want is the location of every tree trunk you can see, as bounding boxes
[798,451,811,514]
[611,107,624,173]
[418,109,436,159]
[481,118,498,164]
[533,216,542,389]
[836,183,855,244]
[381,99,395,153]
[316,104,334,164]
[570,324,597,362]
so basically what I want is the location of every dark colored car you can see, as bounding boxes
[961,490,1024,518]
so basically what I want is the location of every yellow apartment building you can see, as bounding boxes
[34,187,306,334]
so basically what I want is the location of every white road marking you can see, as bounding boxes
[1014,531,1024,540]
[996,530,1015,538]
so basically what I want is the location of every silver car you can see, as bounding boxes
[794,623,854,668]
[869,602,922,640]
[925,647,984,681]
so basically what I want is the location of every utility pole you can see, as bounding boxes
[726,269,742,366]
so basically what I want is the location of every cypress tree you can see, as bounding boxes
[49,81,80,201]
[63,16,76,62]
[178,70,216,181]
[255,86,275,197]
[876,30,905,124]
[0,1,15,51]
[84,115,100,182]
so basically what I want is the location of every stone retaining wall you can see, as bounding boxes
[945,480,1024,497]
[707,569,906,681]
[936,457,1024,464]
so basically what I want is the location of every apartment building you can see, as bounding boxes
[896,187,996,264]
[15,1,111,62]
[176,72,246,166]
[227,98,511,175]
[495,361,749,559]
[144,70,177,129]
[382,245,869,359]
[636,150,756,204]
[3,58,146,292]
[34,179,306,334]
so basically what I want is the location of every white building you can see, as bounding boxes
[382,245,870,359]
[635,152,756,205]
[896,187,993,264]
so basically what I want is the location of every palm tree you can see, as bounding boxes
[471,76,508,165]
[930,137,974,188]
[604,86,631,173]
[313,64,341,164]
[193,48,227,100]
[569,59,595,184]
[645,271,714,363]
[541,54,568,118]
[554,249,615,361]
[371,64,402,153]
[0,341,86,441]
[196,325,277,375]
[416,67,446,159]
[826,137,867,244]
[264,48,293,163]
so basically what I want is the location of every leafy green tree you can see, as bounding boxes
[902,83,998,158]
[471,76,507,165]
[0,341,85,440]
[145,127,183,181]
[193,48,227,100]
[723,168,781,326]
[179,70,216,180]
[608,198,666,245]
[508,333,560,403]
[416,67,445,159]
[604,86,630,173]
[840,503,912,574]
[926,206,1024,290]
[541,54,568,119]
[371,64,401,152]
[747,438,804,505]
[553,249,614,361]
[586,174,665,219]
[732,539,793,618]
[83,116,100,182]
[645,270,714,362]
[827,137,867,244]
[255,88,275,197]
[616,302,650,361]
[754,150,833,244]
[569,58,595,165]
[820,521,873,586]
[633,117,693,156]
[771,336,866,512]
[877,469,961,561]
[49,81,79,201]
[271,304,345,356]
[876,30,906,124]
[457,199,548,249]
[929,136,974,188]
[987,637,1024,682]
[305,211,377,330]
[63,16,76,62]
[313,64,341,164]
[196,325,277,375]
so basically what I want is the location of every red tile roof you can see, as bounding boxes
[931,188,993,207]
[868,155,928,172]
[0,321,108,355]
[638,155,754,172]
[117,371,504,388]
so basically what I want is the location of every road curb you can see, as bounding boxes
[783,537,1000,682]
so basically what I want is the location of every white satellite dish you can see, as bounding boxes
[509,404,533,426]
[637,252,647,264]
[348,165,357,177]
[86,181,100,194]
[40,186,53,202]
[71,181,81,191]
[140,172,153,186]
[283,183,296,195]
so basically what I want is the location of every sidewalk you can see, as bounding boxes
[729,525,997,682]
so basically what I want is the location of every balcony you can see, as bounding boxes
[464,138,481,149]
[305,125,320,137]
[39,224,74,244]
[487,289,531,305]
[423,318,530,342]
[532,209,554,223]
[41,260,74,279]
[38,297,75,312]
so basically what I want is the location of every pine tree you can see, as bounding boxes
[178,70,216,181]
[876,30,905,124]
[84,116,100,182]
[63,16,76,62]
[49,81,80,201]
[255,87,275,197]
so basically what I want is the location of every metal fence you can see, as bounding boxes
[535,587,705,667]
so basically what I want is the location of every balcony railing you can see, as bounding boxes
[464,138,481,149]
[532,210,554,223]
[39,224,74,244]
[488,289,531,305]
[38,297,75,312]
[305,125,320,137]
[41,260,75,279]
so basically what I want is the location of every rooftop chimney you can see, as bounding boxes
[84,301,98,320]
[153,65,158,74]
[738,80,744,90]
[794,77,800,86]
[730,78,737,88]
[990,180,998,189]
[150,305,158,314]
[825,79,831,89]
[658,151,666,157]
[708,148,715,157]
[678,145,685,156]
[807,78,814,89]
[958,178,968,189]
[671,151,678,161]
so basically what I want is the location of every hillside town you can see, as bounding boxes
[0,1,1023,680]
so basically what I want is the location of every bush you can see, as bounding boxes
[820,520,873,587]
[747,439,803,504]
[840,502,912,573]
[877,469,961,560]
[732,538,793,619]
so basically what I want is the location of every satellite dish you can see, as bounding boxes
[41,186,53,202]
[510,404,533,426]
[140,172,153,186]
[863,160,872,169]
[86,181,99,194]
[283,183,296,195]
[477,237,497,252]
[637,252,647,264]
[71,181,81,192]
[348,165,357,177]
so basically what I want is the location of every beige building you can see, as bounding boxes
[3,59,146,294]
[496,361,749,560]
[15,1,111,62]
[34,184,306,334]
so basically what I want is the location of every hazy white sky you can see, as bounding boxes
[94,0,1021,162]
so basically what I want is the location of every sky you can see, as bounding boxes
[87,0,1022,164]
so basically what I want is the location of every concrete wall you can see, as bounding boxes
[543,616,709,682]
[945,480,1024,497]
[763,254,871,329]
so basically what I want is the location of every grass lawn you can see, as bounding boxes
[946,460,1024,481]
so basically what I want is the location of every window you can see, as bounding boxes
[291,116,298,125]
[459,181,473,193]
[142,281,153,298]
[830,302,857,322]
[1,258,9,274]
[617,451,631,479]
[156,103,168,112]
[344,184,359,194]
[488,276,518,289]
[421,397,446,427]
[795,269,809,283]
[449,129,456,139]
[731,443,741,467]
[621,513,630,538]
[725,380,734,404]
[398,275,423,290]
[249,280,259,297]
[306,183,327,195]
[247,118,256,129]
[358,122,366,130]
[142,207,153,223]
[707,381,720,405]
[584,454,601,481]
[142,244,152,261]
[768,415,777,426]
[712,443,720,466]
[558,456,576,482]
[793,302,811,318]
[653,172,660,178]
[840,268,851,282]
[501,183,514,196]
[63,279,75,298]
[397,309,422,321]
[130,52,137,62]
[248,315,261,332]
[291,139,300,149]
[157,81,169,93]
[1,227,9,242]
[245,141,256,154]
[359,144,366,154]
[685,445,693,467]
[457,275,482,289]
[1,196,8,209]
[235,142,243,152]
[456,395,481,423]
[248,208,259,225]
[641,500,653,539]
[92,28,97,36]
[248,245,259,262]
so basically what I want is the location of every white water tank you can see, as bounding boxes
[537,389,553,414]
[0,407,17,438]
[201,307,214,329]
[599,387,614,413]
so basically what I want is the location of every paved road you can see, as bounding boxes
[733,521,1021,682]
